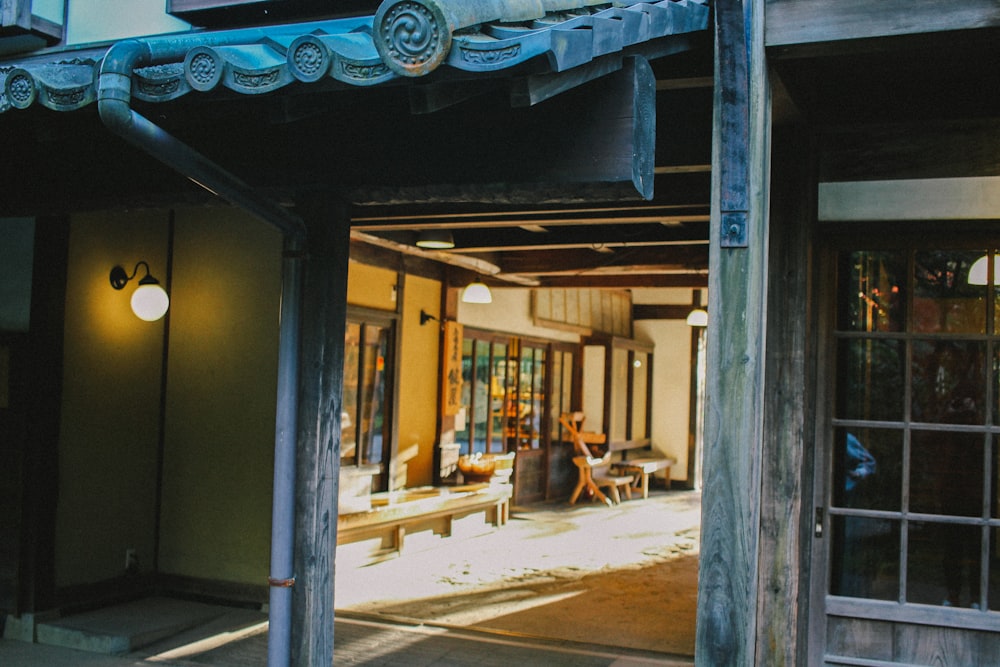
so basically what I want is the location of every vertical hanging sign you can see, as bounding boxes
[442,321,463,416]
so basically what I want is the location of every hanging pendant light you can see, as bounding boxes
[462,279,492,304]
[416,230,455,249]
[686,308,708,327]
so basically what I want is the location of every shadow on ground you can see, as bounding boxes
[336,490,701,656]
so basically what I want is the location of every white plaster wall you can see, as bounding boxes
[457,288,580,342]
[33,0,65,23]
[66,0,190,45]
[632,287,705,483]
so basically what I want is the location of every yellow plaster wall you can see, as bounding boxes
[156,207,281,585]
[56,210,169,586]
[347,260,398,310]
[396,274,441,488]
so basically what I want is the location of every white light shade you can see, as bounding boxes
[131,282,170,321]
[967,254,999,285]
[686,308,708,327]
[416,230,455,249]
[462,281,492,304]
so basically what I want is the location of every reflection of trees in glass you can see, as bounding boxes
[839,339,904,422]
[910,340,985,424]
[842,251,905,332]
[833,248,998,610]
[914,250,986,334]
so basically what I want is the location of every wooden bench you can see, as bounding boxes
[337,484,512,557]
[611,456,676,499]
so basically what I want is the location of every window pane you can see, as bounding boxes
[833,429,901,512]
[991,527,1000,611]
[914,250,987,334]
[514,346,544,449]
[911,340,985,425]
[994,437,1000,519]
[550,351,564,442]
[837,339,904,422]
[910,431,983,517]
[490,343,508,454]
[474,341,491,454]
[341,322,361,464]
[838,251,905,332]
[456,338,474,453]
[907,521,981,608]
[529,347,545,448]
[359,326,387,466]
[830,515,898,600]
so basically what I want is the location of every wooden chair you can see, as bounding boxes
[559,412,633,506]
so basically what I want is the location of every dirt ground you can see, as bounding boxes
[334,489,701,657]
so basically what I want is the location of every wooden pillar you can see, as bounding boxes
[696,0,770,665]
[757,123,814,666]
[292,198,351,666]
[15,216,70,616]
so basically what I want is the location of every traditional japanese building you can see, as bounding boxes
[1,1,999,665]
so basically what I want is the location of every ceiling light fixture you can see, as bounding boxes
[686,308,708,327]
[416,230,455,249]
[462,279,492,304]
[110,261,170,322]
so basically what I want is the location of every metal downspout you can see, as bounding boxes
[267,234,302,667]
[97,39,305,667]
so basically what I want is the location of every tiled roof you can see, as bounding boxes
[1,0,708,114]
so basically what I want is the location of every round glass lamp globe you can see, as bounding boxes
[131,283,170,321]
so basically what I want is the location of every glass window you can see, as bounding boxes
[836,339,904,422]
[491,342,510,454]
[341,323,360,465]
[549,348,575,443]
[455,333,512,455]
[838,250,905,333]
[514,345,545,450]
[913,250,987,334]
[833,428,902,512]
[830,248,1000,612]
[359,325,388,466]
[340,319,392,480]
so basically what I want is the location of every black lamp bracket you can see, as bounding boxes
[110,261,152,290]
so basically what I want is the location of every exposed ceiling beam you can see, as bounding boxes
[518,274,709,288]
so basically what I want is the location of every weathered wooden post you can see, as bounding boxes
[696,0,770,664]
[291,197,351,666]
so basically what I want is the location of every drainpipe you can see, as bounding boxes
[266,234,302,667]
[97,38,306,667]
[97,39,305,238]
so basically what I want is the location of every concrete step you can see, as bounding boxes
[35,597,226,655]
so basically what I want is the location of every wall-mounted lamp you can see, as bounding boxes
[686,308,708,327]
[110,261,170,322]
[462,279,492,304]
[419,309,440,326]
[416,230,455,249]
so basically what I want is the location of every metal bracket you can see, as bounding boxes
[721,211,748,248]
